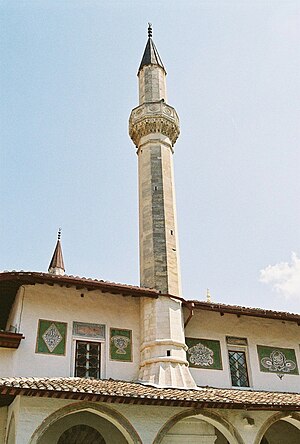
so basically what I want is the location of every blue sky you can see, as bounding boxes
[1,0,299,313]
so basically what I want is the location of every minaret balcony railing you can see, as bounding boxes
[129,99,180,148]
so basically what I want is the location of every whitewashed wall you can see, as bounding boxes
[185,309,300,393]
[0,284,141,381]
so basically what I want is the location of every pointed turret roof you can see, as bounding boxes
[138,24,166,74]
[48,229,65,275]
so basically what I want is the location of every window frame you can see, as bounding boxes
[71,336,106,379]
[227,344,251,388]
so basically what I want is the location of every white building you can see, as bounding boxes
[0,25,299,444]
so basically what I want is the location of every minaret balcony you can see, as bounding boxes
[129,100,180,148]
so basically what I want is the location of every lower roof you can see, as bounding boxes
[0,377,299,411]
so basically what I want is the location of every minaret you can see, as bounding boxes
[48,229,65,275]
[129,25,195,388]
[129,24,181,296]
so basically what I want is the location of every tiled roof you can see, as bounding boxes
[191,300,300,322]
[0,271,299,322]
[0,377,299,410]
[0,271,160,298]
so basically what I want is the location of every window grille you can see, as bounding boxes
[228,350,249,387]
[75,341,101,379]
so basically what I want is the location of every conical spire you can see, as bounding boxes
[138,24,166,74]
[48,229,65,275]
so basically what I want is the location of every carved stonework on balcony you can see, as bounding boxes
[129,100,180,147]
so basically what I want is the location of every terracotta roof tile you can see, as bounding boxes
[191,300,300,322]
[0,377,299,410]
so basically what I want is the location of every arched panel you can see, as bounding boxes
[30,402,142,444]
[153,409,244,444]
[254,412,300,444]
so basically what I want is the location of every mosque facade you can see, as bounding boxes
[0,26,299,444]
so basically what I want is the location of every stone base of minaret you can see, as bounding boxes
[139,360,196,388]
[138,296,196,389]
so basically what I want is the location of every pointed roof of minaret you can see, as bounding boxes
[138,24,166,74]
[48,229,65,275]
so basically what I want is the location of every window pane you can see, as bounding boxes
[75,341,101,379]
[228,350,249,387]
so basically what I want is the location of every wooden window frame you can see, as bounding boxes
[74,340,101,379]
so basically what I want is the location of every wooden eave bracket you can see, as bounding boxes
[0,331,25,349]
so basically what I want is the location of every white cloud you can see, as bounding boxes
[260,252,300,300]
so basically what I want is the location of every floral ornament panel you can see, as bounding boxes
[110,328,132,362]
[36,319,67,355]
[186,338,222,370]
[257,345,299,375]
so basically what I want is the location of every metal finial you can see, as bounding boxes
[58,228,62,241]
[148,23,152,38]
[206,288,211,303]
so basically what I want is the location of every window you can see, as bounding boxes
[72,322,105,379]
[75,341,101,378]
[226,336,250,388]
[228,350,249,387]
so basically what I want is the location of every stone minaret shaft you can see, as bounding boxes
[129,28,181,297]
[129,27,195,388]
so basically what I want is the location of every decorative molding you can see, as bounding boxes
[129,101,180,147]
[73,322,105,339]
[140,339,188,352]
[130,101,178,121]
[226,336,248,346]
[139,356,189,368]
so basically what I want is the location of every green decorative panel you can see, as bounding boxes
[110,328,132,362]
[186,338,222,370]
[257,345,299,375]
[36,319,67,355]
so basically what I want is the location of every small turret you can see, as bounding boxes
[137,24,168,105]
[48,229,65,276]
[138,23,166,74]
